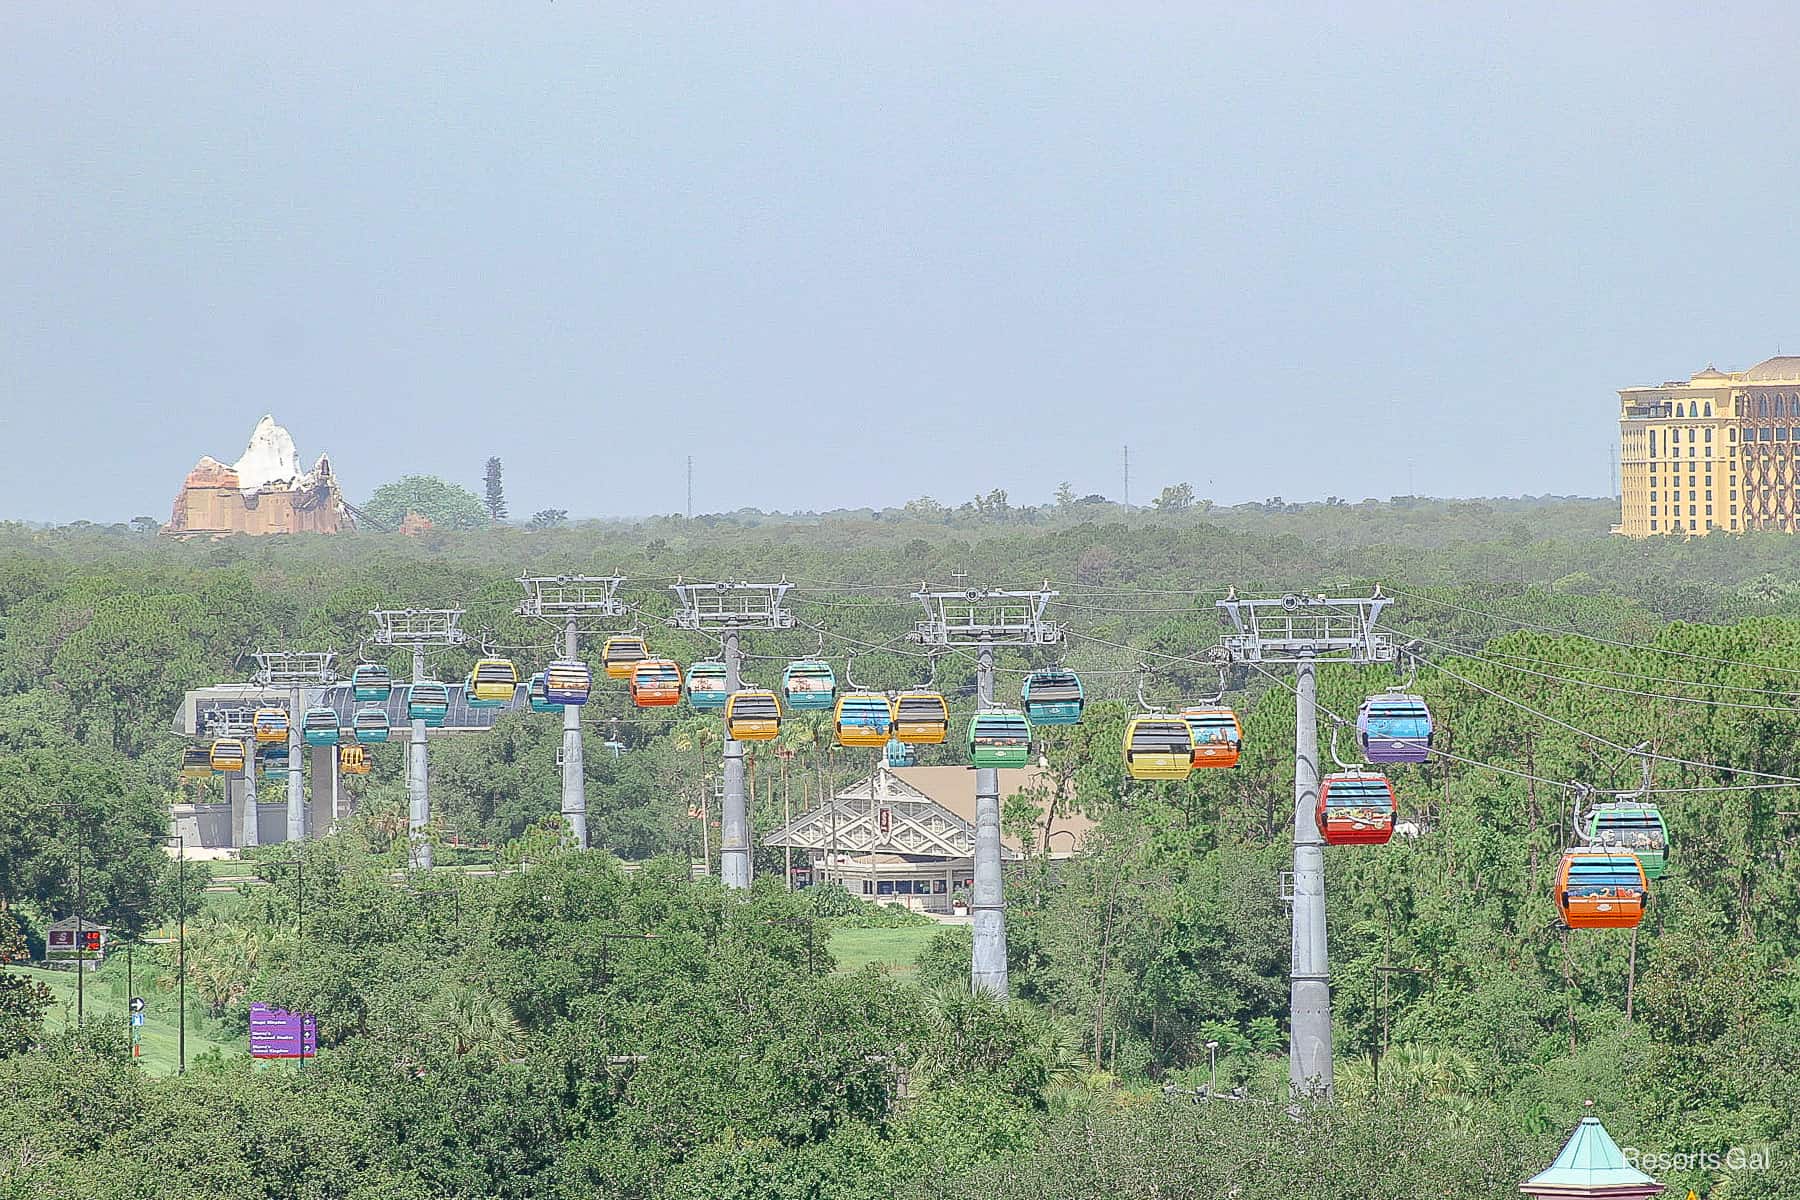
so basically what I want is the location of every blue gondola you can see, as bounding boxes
[545,659,593,705]
[353,707,391,744]
[408,680,449,727]
[1021,669,1085,725]
[884,738,917,768]
[687,662,729,711]
[835,692,895,747]
[352,663,393,704]
[1357,692,1433,764]
[302,707,341,747]
[528,673,557,714]
[783,660,838,712]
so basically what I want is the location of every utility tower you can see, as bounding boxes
[251,652,337,844]
[368,609,466,869]
[201,707,259,848]
[1215,588,1396,1099]
[670,580,794,889]
[518,575,628,850]
[911,583,1061,998]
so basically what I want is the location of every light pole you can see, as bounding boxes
[1206,1039,1220,1097]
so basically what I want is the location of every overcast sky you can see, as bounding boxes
[3,4,1797,523]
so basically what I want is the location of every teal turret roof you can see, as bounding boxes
[1521,1117,1663,1197]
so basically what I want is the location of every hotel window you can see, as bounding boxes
[1650,505,1657,516]
[1730,428,1737,440]
[1706,505,1713,516]
[1706,491,1712,500]
[1731,505,1738,515]
[1691,520,1699,530]
[1650,491,1657,502]
[1650,520,1658,530]
[1650,430,1657,455]
[1705,402,1713,416]
[1779,428,1789,442]
[1731,490,1738,499]
[1690,505,1698,516]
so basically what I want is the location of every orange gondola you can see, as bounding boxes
[630,659,683,707]
[1556,850,1647,929]
[1179,706,1242,768]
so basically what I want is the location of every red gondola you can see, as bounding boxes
[1315,771,1395,846]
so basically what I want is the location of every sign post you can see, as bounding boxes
[248,1003,317,1062]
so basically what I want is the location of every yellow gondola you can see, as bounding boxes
[252,706,289,744]
[338,744,371,776]
[180,746,213,780]
[601,636,649,681]
[468,658,519,705]
[724,689,782,741]
[209,737,247,773]
[892,691,950,745]
[1122,716,1193,781]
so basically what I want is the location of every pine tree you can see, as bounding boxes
[483,457,507,522]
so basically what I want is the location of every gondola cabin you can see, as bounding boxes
[1556,850,1648,929]
[835,692,895,747]
[893,691,950,745]
[1121,717,1193,781]
[407,681,450,726]
[1180,706,1242,768]
[630,660,684,708]
[545,659,593,706]
[253,707,289,744]
[468,658,519,707]
[1021,670,1085,725]
[686,661,729,711]
[782,660,838,712]
[302,707,341,747]
[601,636,648,681]
[180,747,213,780]
[724,690,782,741]
[969,710,1033,768]
[884,738,917,768]
[209,737,246,773]
[1315,772,1396,845]
[527,673,557,714]
[260,745,290,778]
[338,744,371,776]
[352,663,392,703]
[1584,805,1670,881]
[353,707,392,744]
[1357,693,1434,764]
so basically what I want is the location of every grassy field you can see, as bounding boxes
[827,925,941,976]
[8,962,235,1076]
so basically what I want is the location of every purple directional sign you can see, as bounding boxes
[249,1003,317,1059]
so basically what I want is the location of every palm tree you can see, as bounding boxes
[437,984,523,1059]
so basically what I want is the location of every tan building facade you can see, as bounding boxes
[1617,356,1800,536]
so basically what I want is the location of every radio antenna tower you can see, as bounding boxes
[1215,588,1397,1099]
[251,652,337,844]
[911,582,1061,998]
[518,575,628,849]
[670,579,794,888]
[368,609,466,869]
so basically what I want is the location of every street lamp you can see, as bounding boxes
[1205,1039,1220,1097]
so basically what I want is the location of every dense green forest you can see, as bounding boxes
[2,497,1798,1198]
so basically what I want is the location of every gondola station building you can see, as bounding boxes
[766,765,1093,912]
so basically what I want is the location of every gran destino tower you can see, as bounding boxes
[1617,356,1800,536]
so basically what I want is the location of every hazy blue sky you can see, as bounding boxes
[3,4,1798,523]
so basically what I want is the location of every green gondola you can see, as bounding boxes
[1585,803,1669,880]
[969,710,1033,768]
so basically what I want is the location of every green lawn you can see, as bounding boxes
[828,925,941,976]
[9,962,234,1076]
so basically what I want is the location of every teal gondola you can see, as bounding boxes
[353,707,391,744]
[783,660,838,712]
[884,738,916,768]
[528,673,557,714]
[352,663,393,704]
[260,744,290,778]
[302,707,341,747]
[408,680,450,727]
[687,662,729,711]
[1021,669,1084,725]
